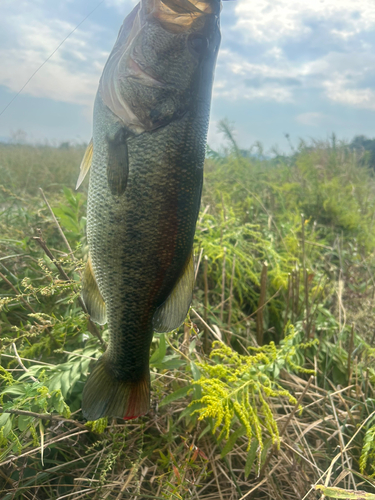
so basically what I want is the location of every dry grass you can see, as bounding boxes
[1,347,374,500]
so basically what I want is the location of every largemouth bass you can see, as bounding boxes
[77,0,222,421]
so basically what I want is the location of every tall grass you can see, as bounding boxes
[0,143,86,196]
[1,132,375,499]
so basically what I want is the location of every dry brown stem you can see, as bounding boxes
[39,187,77,263]
[256,261,268,346]
[12,342,38,382]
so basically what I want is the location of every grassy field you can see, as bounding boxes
[1,131,375,499]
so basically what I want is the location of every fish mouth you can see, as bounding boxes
[157,0,216,14]
[148,0,221,33]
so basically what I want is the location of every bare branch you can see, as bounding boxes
[12,342,38,382]
[39,187,77,263]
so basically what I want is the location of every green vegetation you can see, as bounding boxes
[1,129,375,499]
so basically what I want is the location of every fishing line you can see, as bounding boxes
[0,0,105,119]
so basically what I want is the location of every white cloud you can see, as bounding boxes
[302,51,375,109]
[214,14,375,109]
[324,84,375,110]
[213,48,296,103]
[234,0,375,42]
[105,0,138,7]
[0,12,108,107]
[213,80,293,103]
[296,112,327,127]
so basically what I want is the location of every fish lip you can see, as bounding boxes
[127,55,165,87]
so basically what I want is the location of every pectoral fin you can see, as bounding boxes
[81,256,107,325]
[153,252,195,333]
[106,127,129,196]
[76,139,93,189]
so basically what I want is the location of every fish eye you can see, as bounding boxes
[188,34,209,56]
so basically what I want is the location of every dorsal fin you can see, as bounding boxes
[76,138,93,189]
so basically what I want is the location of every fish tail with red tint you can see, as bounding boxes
[82,356,150,421]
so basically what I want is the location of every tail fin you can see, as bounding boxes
[82,356,150,421]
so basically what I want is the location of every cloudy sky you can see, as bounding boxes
[1,0,375,152]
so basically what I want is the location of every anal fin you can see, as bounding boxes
[153,252,195,333]
[81,256,107,325]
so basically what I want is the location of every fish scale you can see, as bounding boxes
[79,0,221,420]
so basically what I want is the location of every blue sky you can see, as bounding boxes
[1,0,375,152]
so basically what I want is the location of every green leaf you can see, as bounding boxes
[188,339,197,354]
[48,374,62,393]
[0,413,10,428]
[155,359,185,370]
[221,425,246,458]
[150,334,167,365]
[198,424,211,440]
[69,359,81,382]
[158,450,169,467]
[18,415,32,432]
[190,361,201,381]
[80,359,92,376]
[60,369,72,398]
[245,439,259,478]
[63,186,78,207]
[179,401,201,421]
[260,438,272,466]
[159,385,193,407]
[315,486,375,499]
[1,385,27,396]
[190,361,202,399]
[1,414,12,438]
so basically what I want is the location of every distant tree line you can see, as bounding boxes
[350,135,375,170]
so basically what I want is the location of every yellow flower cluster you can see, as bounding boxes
[189,327,316,457]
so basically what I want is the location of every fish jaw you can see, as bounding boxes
[98,0,221,133]
[146,0,221,33]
